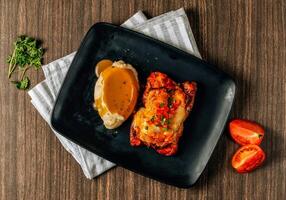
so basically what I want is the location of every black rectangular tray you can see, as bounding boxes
[51,22,236,188]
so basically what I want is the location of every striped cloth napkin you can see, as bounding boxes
[28,8,201,179]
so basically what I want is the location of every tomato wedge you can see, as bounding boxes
[231,144,265,173]
[229,119,264,145]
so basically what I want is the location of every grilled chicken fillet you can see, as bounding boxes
[130,72,197,156]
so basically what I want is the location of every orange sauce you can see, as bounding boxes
[94,59,139,120]
[101,66,138,118]
[95,59,113,76]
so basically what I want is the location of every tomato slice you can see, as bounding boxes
[229,119,264,145]
[231,144,265,173]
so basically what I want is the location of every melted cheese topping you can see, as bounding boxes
[132,84,188,147]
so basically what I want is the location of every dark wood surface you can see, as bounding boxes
[0,0,285,199]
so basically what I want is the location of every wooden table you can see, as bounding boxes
[0,0,285,199]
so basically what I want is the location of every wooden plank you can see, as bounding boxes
[0,0,285,199]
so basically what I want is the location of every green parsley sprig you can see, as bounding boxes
[7,36,43,90]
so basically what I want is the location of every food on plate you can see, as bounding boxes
[229,119,264,146]
[95,59,113,77]
[231,144,265,173]
[130,72,197,156]
[93,60,139,129]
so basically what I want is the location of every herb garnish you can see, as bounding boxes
[168,97,174,107]
[11,76,30,90]
[7,36,43,90]
[161,116,166,124]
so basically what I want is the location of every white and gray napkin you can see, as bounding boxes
[28,8,201,179]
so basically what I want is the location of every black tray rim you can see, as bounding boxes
[50,22,237,188]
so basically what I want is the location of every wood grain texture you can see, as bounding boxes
[0,0,285,199]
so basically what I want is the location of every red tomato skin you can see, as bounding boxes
[229,119,264,146]
[231,144,266,173]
